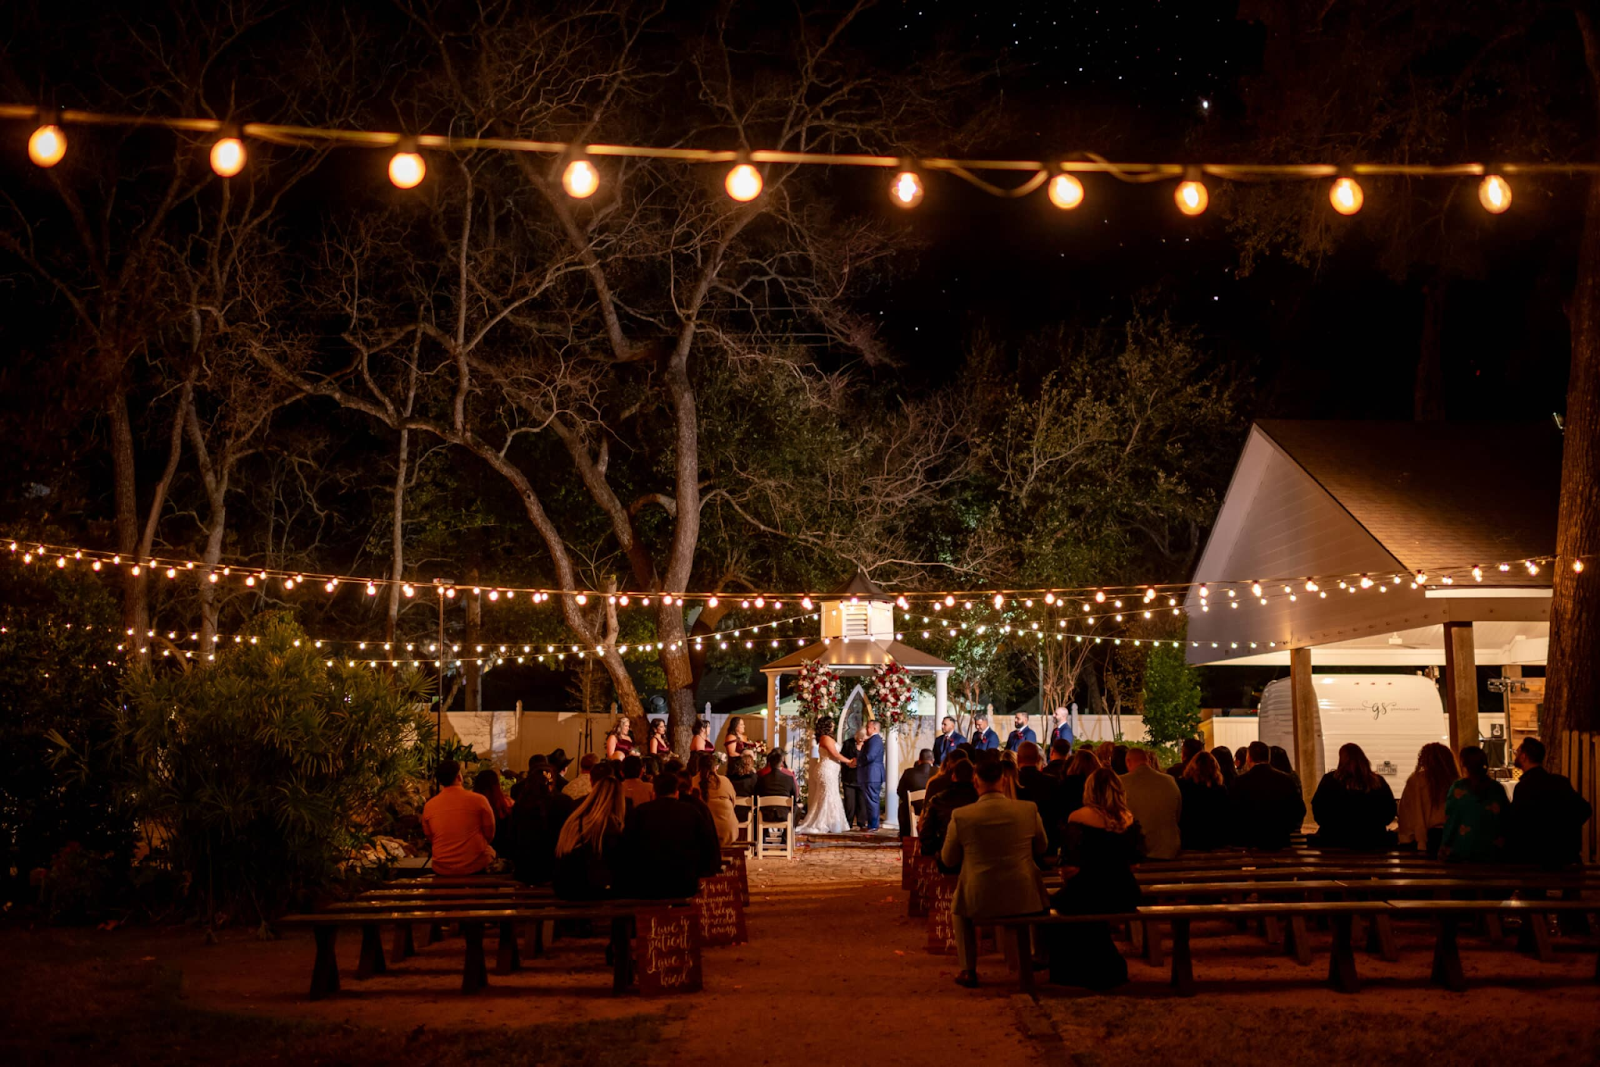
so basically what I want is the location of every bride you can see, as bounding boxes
[796,716,852,835]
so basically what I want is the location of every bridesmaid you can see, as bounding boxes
[722,716,750,758]
[604,717,633,759]
[646,718,671,757]
[689,717,714,753]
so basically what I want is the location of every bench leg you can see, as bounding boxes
[1371,913,1399,962]
[428,920,445,945]
[390,922,415,961]
[1169,918,1195,997]
[1014,925,1037,996]
[1261,915,1283,947]
[1481,913,1505,941]
[356,922,387,979]
[1429,917,1467,992]
[1327,914,1360,993]
[461,922,488,994]
[1286,915,1312,966]
[1517,912,1553,963]
[524,919,545,959]
[309,924,340,1001]
[611,917,633,995]
[1143,921,1165,966]
[496,921,522,974]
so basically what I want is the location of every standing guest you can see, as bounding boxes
[1310,743,1398,850]
[755,750,799,819]
[646,718,671,757]
[604,716,634,759]
[726,753,758,797]
[1229,741,1307,850]
[933,716,967,764]
[1509,737,1593,868]
[1045,738,1073,779]
[553,777,626,899]
[1439,746,1510,863]
[841,727,866,829]
[940,760,1049,988]
[1015,741,1065,851]
[722,716,754,759]
[1110,744,1130,775]
[564,753,600,800]
[692,751,740,845]
[1121,748,1182,859]
[1048,768,1145,990]
[1178,751,1230,852]
[623,771,722,899]
[509,759,564,885]
[970,713,999,752]
[472,768,514,852]
[896,748,937,838]
[1268,745,1299,788]
[422,760,497,876]
[689,718,714,754]
[1167,738,1206,780]
[1211,746,1238,791]
[619,755,654,811]
[1058,749,1100,823]
[1049,705,1076,749]
[1397,742,1459,856]
[1005,711,1038,752]
[921,759,979,855]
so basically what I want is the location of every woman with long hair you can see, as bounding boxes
[605,717,633,759]
[510,762,562,885]
[1058,748,1101,823]
[1110,744,1129,775]
[796,715,851,834]
[1438,746,1510,863]
[552,776,626,899]
[1211,746,1238,790]
[1309,743,1398,850]
[473,767,513,852]
[689,751,740,845]
[1178,751,1230,852]
[1048,768,1145,989]
[1397,743,1460,856]
[646,718,670,757]
[689,718,713,753]
[1268,745,1298,788]
[722,716,751,758]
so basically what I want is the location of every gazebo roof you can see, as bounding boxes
[828,570,890,599]
[761,637,953,673]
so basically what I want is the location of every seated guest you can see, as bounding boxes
[896,748,937,839]
[922,749,970,805]
[921,759,978,856]
[1014,741,1064,852]
[1268,745,1299,790]
[563,752,599,799]
[1234,747,1249,775]
[940,760,1049,988]
[1110,744,1129,775]
[623,771,721,898]
[552,777,626,899]
[726,753,758,797]
[1095,741,1116,768]
[1058,749,1100,823]
[755,750,799,820]
[509,760,563,884]
[619,755,654,811]
[1229,741,1307,850]
[1397,742,1458,856]
[1178,750,1230,852]
[1121,747,1182,859]
[1310,743,1397,850]
[422,759,497,875]
[1167,737,1206,780]
[691,751,740,845]
[1048,768,1145,990]
[1045,738,1072,779]
[1211,745,1237,791]
[1439,746,1510,863]
[1510,737,1594,869]
[473,767,514,852]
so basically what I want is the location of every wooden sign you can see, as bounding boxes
[908,854,937,918]
[729,849,749,905]
[926,872,959,954]
[900,837,917,890]
[633,906,703,995]
[696,871,748,947]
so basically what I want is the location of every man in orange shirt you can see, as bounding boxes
[421,760,497,875]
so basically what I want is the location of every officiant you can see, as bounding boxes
[841,726,867,830]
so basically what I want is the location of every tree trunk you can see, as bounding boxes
[197,503,225,650]
[465,570,482,713]
[385,428,408,650]
[108,392,150,658]
[1413,277,1448,421]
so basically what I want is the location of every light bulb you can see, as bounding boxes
[1175,178,1208,216]
[889,170,924,208]
[210,137,246,177]
[725,163,762,202]
[1479,174,1511,214]
[1047,173,1084,210]
[1329,177,1363,215]
[28,125,67,168]
[388,150,426,189]
[562,158,599,199]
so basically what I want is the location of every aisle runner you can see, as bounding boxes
[634,906,703,995]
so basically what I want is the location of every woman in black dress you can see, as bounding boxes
[1178,751,1231,852]
[509,763,564,885]
[1048,768,1145,990]
[1310,743,1398,850]
[552,777,626,900]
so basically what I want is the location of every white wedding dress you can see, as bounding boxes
[796,752,850,835]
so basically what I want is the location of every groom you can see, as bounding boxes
[856,720,887,831]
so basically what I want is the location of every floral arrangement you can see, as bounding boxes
[794,659,841,727]
[870,658,917,730]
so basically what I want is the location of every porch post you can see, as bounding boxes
[1443,622,1479,753]
[1289,647,1320,800]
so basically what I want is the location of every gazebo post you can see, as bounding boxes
[1443,622,1479,752]
[766,672,779,750]
[935,671,948,722]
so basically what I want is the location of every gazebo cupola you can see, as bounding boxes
[820,571,896,641]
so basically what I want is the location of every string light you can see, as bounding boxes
[1047,172,1084,210]
[210,135,246,177]
[889,167,924,208]
[1329,177,1363,215]
[1479,175,1512,213]
[562,157,599,199]
[388,144,425,189]
[725,163,762,202]
[28,122,66,167]
[1175,171,1208,216]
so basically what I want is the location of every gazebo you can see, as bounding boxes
[761,572,954,829]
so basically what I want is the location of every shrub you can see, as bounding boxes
[114,613,433,925]
[1139,643,1202,748]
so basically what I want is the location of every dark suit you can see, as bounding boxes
[755,766,799,820]
[841,736,864,827]
[1511,765,1594,868]
[933,731,967,764]
[623,796,721,899]
[1017,765,1065,851]
[971,727,999,752]
[1228,765,1306,850]
[857,733,886,830]
[896,761,936,838]
[1005,725,1038,752]
[1050,720,1075,746]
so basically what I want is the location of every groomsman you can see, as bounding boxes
[971,713,999,752]
[1050,704,1076,747]
[1004,711,1037,752]
[933,716,967,764]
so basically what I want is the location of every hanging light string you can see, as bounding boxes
[3,104,1572,213]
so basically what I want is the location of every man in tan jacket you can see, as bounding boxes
[940,760,1049,987]
[1121,748,1182,860]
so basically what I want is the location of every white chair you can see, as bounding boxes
[906,789,927,839]
[733,800,756,854]
[756,796,795,859]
